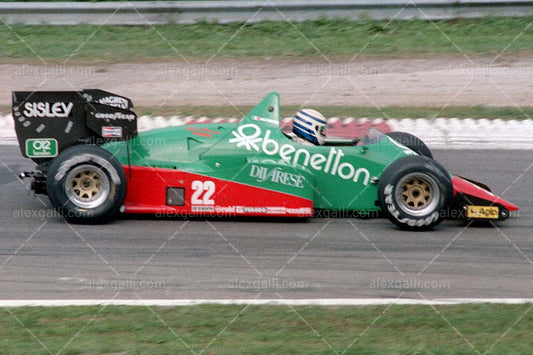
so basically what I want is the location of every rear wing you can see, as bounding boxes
[12,89,137,162]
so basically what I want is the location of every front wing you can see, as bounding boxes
[452,176,518,220]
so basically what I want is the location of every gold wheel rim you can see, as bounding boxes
[401,177,432,210]
[71,170,102,201]
[65,164,110,209]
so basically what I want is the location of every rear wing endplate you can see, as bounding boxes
[12,89,137,161]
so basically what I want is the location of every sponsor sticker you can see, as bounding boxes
[267,207,287,214]
[229,123,371,186]
[98,96,129,109]
[102,126,123,138]
[286,207,312,215]
[95,112,136,121]
[191,205,215,212]
[23,102,73,118]
[188,206,311,216]
[466,205,499,219]
[250,164,305,188]
[236,206,267,214]
[215,206,236,213]
[25,138,58,158]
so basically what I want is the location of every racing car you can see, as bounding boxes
[12,90,518,230]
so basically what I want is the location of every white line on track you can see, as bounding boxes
[1,299,532,307]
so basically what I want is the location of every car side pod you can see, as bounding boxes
[451,176,519,220]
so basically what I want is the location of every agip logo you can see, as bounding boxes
[25,138,58,158]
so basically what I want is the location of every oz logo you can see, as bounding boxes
[25,138,58,158]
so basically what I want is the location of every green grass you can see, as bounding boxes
[0,304,531,354]
[2,17,533,62]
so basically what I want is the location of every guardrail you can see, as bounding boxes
[0,0,532,25]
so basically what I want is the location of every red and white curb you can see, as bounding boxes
[0,298,531,307]
[2,114,533,149]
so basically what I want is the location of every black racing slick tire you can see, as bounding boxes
[378,155,453,231]
[386,131,433,158]
[46,145,127,224]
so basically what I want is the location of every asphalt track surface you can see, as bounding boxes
[0,146,531,300]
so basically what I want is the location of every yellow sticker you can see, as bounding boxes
[466,206,499,219]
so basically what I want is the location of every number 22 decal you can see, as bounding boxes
[191,180,215,205]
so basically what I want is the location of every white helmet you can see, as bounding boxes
[293,109,327,145]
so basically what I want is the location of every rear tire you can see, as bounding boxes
[386,131,433,158]
[378,155,452,230]
[47,145,126,224]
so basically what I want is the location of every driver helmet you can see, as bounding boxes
[293,108,327,145]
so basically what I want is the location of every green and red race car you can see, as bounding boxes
[13,90,518,230]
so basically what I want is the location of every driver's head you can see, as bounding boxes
[293,109,327,145]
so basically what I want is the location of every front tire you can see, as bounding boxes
[378,155,452,230]
[47,145,126,224]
